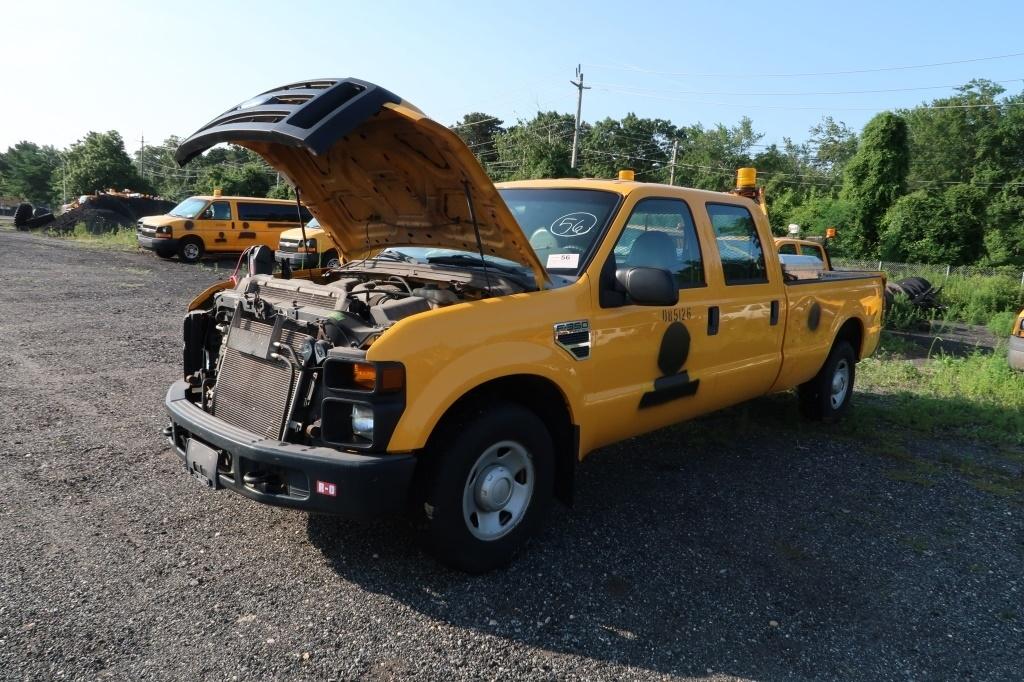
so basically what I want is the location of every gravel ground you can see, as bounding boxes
[0,230,1021,681]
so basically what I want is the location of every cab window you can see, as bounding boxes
[800,243,825,261]
[612,198,705,288]
[706,203,767,285]
[201,201,232,220]
[778,242,798,255]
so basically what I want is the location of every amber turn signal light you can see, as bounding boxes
[350,362,404,392]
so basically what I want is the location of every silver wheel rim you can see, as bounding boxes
[830,359,850,409]
[462,440,534,541]
[183,243,200,260]
[326,257,340,268]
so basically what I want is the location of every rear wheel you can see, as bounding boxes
[798,340,856,422]
[177,237,204,263]
[419,402,554,573]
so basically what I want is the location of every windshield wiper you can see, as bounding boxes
[426,254,521,274]
[374,249,418,263]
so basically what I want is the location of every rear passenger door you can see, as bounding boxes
[700,202,785,401]
[235,202,266,248]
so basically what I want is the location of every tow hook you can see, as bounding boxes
[243,470,283,494]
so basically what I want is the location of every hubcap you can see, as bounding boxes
[183,244,199,260]
[830,359,850,409]
[462,441,534,541]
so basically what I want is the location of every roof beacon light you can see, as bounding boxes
[618,169,635,182]
[788,223,801,235]
[737,167,757,189]
[213,188,223,197]
[826,227,837,239]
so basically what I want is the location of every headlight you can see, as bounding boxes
[351,404,374,440]
[156,225,172,235]
[1019,317,1024,331]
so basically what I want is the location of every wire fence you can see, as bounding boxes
[832,258,1024,286]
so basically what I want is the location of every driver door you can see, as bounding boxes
[198,199,234,251]
[582,196,722,450]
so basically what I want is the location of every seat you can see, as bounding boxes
[625,230,678,272]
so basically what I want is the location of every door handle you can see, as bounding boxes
[770,300,780,325]
[707,306,719,336]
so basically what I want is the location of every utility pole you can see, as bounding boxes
[668,139,679,185]
[139,133,145,185]
[569,64,590,169]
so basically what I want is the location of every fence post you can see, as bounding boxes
[878,260,883,271]
[945,264,951,279]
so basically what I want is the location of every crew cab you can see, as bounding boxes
[164,78,884,572]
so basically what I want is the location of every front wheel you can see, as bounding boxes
[177,237,204,264]
[419,402,554,573]
[798,340,856,422]
[321,249,341,268]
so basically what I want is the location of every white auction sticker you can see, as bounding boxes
[546,253,580,269]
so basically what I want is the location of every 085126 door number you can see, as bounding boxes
[661,307,692,322]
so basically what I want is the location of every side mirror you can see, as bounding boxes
[616,267,678,307]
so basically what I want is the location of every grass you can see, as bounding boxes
[939,275,1023,325]
[855,344,1024,446]
[48,222,140,251]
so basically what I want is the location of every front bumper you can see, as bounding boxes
[165,380,416,517]
[275,250,321,269]
[138,234,178,255]
[1009,334,1024,371]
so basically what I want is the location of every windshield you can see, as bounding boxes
[169,197,209,219]
[498,188,620,275]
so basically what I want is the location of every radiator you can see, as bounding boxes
[211,317,311,439]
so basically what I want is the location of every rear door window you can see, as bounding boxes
[706,203,768,285]
[237,202,311,222]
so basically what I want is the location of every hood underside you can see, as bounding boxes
[175,78,547,284]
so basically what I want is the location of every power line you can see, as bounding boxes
[592,85,1024,111]
[587,79,1024,98]
[584,50,1024,79]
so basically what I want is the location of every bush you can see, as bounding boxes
[885,292,930,331]
[940,275,1024,324]
[986,310,1018,337]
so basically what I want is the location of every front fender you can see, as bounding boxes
[365,282,592,452]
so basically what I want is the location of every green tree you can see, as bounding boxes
[673,117,761,190]
[839,112,910,257]
[578,113,677,182]
[878,185,987,265]
[0,141,61,205]
[58,131,147,198]
[492,112,577,180]
[451,112,504,166]
[806,116,858,176]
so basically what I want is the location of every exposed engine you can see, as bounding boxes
[181,265,517,453]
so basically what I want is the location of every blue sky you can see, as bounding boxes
[5,0,1024,153]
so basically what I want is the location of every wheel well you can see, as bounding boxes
[430,375,577,506]
[836,317,864,360]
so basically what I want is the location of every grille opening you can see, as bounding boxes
[201,110,289,131]
[289,82,366,129]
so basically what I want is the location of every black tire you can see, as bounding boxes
[13,203,32,227]
[321,249,341,268]
[177,237,204,263]
[418,402,554,573]
[798,340,856,422]
[155,250,174,259]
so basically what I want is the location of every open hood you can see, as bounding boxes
[175,78,548,285]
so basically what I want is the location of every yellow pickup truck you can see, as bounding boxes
[164,78,884,572]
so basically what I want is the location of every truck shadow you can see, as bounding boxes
[306,393,1022,679]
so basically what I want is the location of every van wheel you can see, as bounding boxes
[798,340,856,422]
[322,249,340,268]
[419,402,554,573]
[178,237,204,263]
